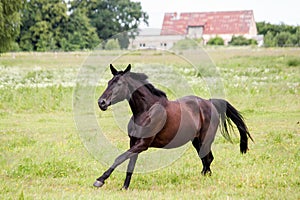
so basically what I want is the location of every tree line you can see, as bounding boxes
[257,22,300,47]
[1,0,299,53]
[0,0,148,53]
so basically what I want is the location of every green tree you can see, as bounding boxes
[257,21,298,36]
[105,39,120,50]
[30,21,56,51]
[0,0,24,53]
[275,31,294,47]
[70,0,148,40]
[263,31,276,47]
[19,0,68,51]
[63,10,100,50]
[293,27,300,47]
[113,32,130,49]
[257,21,300,47]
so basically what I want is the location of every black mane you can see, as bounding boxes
[144,83,167,98]
[129,72,167,98]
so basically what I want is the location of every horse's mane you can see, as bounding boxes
[128,72,167,98]
[144,83,167,98]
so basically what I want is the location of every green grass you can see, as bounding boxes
[287,57,300,67]
[0,48,299,199]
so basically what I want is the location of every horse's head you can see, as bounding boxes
[98,64,131,111]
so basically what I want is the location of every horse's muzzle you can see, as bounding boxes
[98,98,110,111]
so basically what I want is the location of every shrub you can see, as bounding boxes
[287,58,300,66]
[207,36,224,45]
[229,35,257,46]
[264,31,276,47]
[105,39,121,50]
[172,38,198,50]
[275,31,294,47]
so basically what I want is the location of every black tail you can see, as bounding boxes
[210,99,253,153]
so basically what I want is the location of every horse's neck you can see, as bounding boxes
[128,87,164,117]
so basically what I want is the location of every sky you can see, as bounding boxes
[133,0,299,28]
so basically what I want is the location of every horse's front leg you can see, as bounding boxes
[122,154,138,190]
[93,137,153,188]
[122,137,138,190]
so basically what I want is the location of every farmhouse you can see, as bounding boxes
[161,10,259,45]
[129,10,262,49]
[129,28,185,49]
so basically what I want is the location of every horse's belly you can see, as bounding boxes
[162,123,198,149]
[151,100,200,149]
[151,115,198,149]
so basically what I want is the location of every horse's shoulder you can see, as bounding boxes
[127,103,167,138]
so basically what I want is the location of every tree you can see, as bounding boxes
[19,0,69,51]
[263,31,276,47]
[63,10,100,50]
[113,32,130,49]
[105,39,120,50]
[275,31,293,47]
[257,21,300,47]
[70,0,148,40]
[18,0,100,51]
[257,21,298,36]
[295,27,300,47]
[0,0,24,53]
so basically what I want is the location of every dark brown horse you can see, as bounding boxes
[94,64,253,189]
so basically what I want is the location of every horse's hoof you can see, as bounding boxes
[93,180,104,188]
[201,170,212,176]
[121,186,128,191]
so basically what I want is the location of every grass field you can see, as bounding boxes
[0,47,299,199]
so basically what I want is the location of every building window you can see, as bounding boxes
[139,43,146,47]
[161,43,167,47]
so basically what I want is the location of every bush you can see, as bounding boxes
[229,35,257,46]
[104,39,121,50]
[207,36,224,45]
[264,31,276,47]
[275,31,294,47]
[287,58,300,67]
[172,39,199,50]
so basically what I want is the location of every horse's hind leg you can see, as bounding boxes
[192,117,218,176]
[201,151,214,175]
[192,137,214,176]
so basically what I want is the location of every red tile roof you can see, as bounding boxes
[161,10,255,35]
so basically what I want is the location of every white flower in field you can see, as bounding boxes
[261,77,268,81]
[275,76,281,80]
[233,83,239,88]
[33,66,42,71]
[183,68,191,74]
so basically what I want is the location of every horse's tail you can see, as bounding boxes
[210,99,253,154]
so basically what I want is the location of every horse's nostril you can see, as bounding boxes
[99,99,106,106]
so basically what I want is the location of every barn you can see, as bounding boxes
[129,10,262,49]
[161,10,259,45]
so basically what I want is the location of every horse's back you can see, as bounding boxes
[176,95,217,122]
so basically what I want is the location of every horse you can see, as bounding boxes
[93,64,253,189]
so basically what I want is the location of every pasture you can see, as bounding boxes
[0,47,299,199]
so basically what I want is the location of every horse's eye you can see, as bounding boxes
[117,81,122,86]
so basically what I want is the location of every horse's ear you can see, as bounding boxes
[110,64,118,76]
[124,64,131,74]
